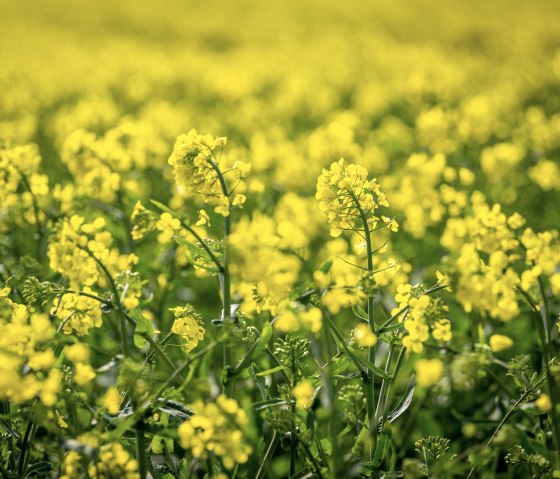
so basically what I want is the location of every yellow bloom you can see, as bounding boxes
[178,395,252,469]
[316,158,390,237]
[170,304,205,352]
[51,289,102,336]
[293,380,315,409]
[529,159,560,191]
[489,334,514,352]
[74,363,96,386]
[415,358,443,388]
[66,343,90,363]
[275,306,322,333]
[352,323,377,347]
[536,393,553,412]
[156,212,181,243]
[88,443,140,479]
[432,319,452,342]
[40,369,61,406]
[103,386,123,415]
[232,194,246,206]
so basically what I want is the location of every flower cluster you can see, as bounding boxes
[178,395,252,469]
[275,305,322,333]
[48,215,138,289]
[392,282,450,353]
[316,159,390,237]
[51,289,103,336]
[0,288,60,406]
[170,304,205,352]
[88,443,140,479]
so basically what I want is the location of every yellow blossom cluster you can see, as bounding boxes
[230,213,301,315]
[316,159,390,238]
[442,192,560,320]
[392,283,451,353]
[0,288,60,406]
[275,306,322,333]
[168,129,250,217]
[178,395,252,469]
[0,143,49,230]
[51,289,102,336]
[170,304,205,352]
[88,443,140,479]
[48,215,138,289]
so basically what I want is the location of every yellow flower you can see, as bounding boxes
[316,158,390,237]
[103,386,123,415]
[529,159,560,191]
[88,443,140,479]
[293,380,315,409]
[74,363,96,386]
[536,393,553,412]
[170,304,205,352]
[51,289,102,336]
[415,358,443,388]
[156,212,181,243]
[168,129,226,199]
[196,209,210,226]
[432,319,452,342]
[40,369,62,406]
[178,395,252,469]
[66,343,90,363]
[352,323,377,347]
[130,201,157,240]
[232,194,246,206]
[275,306,322,333]
[489,334,514,352]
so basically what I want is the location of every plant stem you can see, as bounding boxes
[136,423,148,479]
[374,342,395,429]
[350,191,377,461]
[536,277,560,468]
[255,432,279,479]
[82,247,129,357]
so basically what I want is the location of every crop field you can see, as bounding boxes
[1,0,560,477]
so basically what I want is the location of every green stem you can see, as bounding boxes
[349,190,377,461]
[374,342,395,429]
[17,418,35,478]
[255,432,279,479]
[466,377,545,479]
[64,289,180,378]
[536,277,560,468]
[208,158,232,324]
[17,169,43,258]
[136,423,148,479]
[82,247,129,357]
[179,221,225,273]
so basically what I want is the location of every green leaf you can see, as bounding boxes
[150,199,177,216]
[387,380,415,423]
[173,236,213,263]
[320,438,333,456]
[253,398,292,410]
[372,432,391,468]
[26,461,53,477]
[151,434,174,455]
[251,364,270,400]
[130,309,155,348]
[355,355,391,380]
[319,258,333,274]
[255,365,287,377]
[353,304,369,320]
